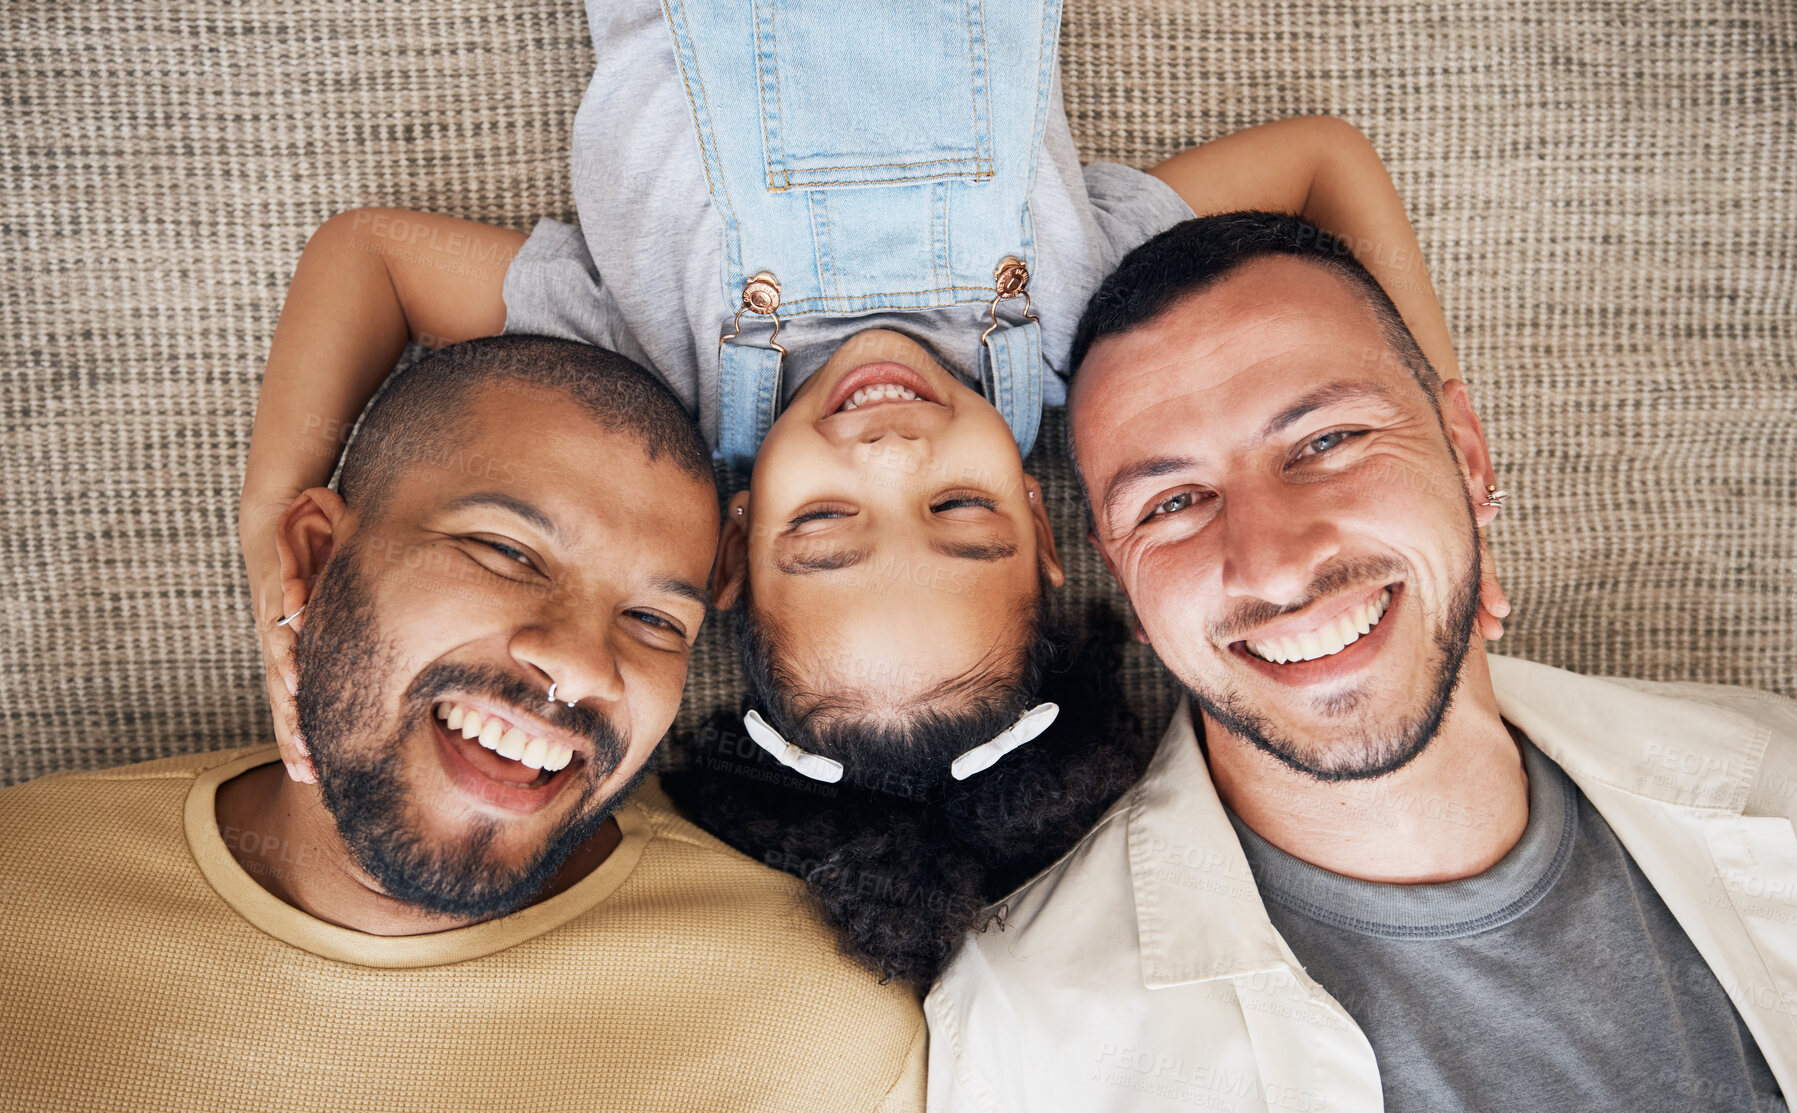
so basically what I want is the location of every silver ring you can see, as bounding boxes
[546,682,576,708]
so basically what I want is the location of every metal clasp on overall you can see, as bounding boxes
[981,255,1038,344]
[719,270,787,356]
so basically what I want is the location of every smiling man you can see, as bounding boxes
[0,336,926,1113]
[924,213,1797,1112]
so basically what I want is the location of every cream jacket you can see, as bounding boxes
[925,656,1797,1112]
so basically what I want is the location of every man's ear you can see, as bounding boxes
[1440,380,1500,530]
[274,488,352,630]
[711,491,751,611]
[1022,474,1066,588]
[1440,380,1512,638]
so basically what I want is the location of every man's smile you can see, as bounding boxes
[1228,584,1404,687]
[1238,584,1394,664]
[430,702,590,814]
[437,700,584,772]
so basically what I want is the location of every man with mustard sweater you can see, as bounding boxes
[0,336,925,1113]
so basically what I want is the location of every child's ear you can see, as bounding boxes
[275,488,352,628]
[711,491,752,611]
[1023,474,1066,588]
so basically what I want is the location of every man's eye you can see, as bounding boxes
[479,539,534,567]
[629,611,685,637]
[931,496,997,513]
[1303,430,1354,456]
[1143,491,1194,522]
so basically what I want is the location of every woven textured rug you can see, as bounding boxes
[2,0,1792,785]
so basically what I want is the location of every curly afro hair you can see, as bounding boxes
[661,600,1149,991]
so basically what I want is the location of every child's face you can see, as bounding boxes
[716,329,1063,711]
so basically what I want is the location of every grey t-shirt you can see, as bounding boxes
[1229,739,1787,1113]
[500,0,1193,448]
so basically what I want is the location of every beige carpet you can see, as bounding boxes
[2,0,1792,785]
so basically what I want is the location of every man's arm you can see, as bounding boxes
[1148,116,1461,382]
[239,208,525,780]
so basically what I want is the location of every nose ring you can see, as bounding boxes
[546,682,577,708]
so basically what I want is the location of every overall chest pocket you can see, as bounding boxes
[754,0,993,190]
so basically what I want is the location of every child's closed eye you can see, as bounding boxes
[930,495,997,513]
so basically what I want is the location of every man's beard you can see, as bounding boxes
[1183,530,1483,784]
[292,540,638,920]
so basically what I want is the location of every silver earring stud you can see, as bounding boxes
[546,682,577,708]
[275,604,306,628]
[1482,484,1508,509]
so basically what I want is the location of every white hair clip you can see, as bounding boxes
[740,702,1061,786]
[950,703,1059,781]
[742,710,845,784]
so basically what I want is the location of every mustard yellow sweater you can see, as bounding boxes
[0,747,926,1112]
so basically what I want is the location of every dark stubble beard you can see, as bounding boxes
[1184,522,1483,783]
[292,539,640,920]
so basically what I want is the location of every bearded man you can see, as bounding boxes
[0,336,925,1113]
[924,213,1797,1113]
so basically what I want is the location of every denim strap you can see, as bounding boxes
[982,321,1043,460]
[717,342,784,473]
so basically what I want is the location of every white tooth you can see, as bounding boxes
[1250,641,1271,662]
[446,705,464,730]
[1271,638,1292,664]
[519,737,549,769]
[1317,623,1346,656]
[1353,604,1373,635]
[542,743,571,772]
[1295,631,1323,661]
[851,388,868,406]
[435,702,450,721]
[497,727,528,760]
[460,711,483,739]
[898,387,916,399]
[1336,614,1360,647]
[480,719,505,749]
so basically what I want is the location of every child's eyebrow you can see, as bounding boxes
[930,538,1019,562]
[776,548,870,575]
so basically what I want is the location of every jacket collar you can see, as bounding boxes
[1487,655,1768,813]
[1125,655,1769,989]
[1126,699,1295,989]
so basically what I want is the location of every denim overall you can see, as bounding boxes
[660,0,1064,471]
